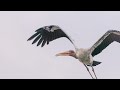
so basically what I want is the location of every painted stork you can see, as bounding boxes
[27,25,120,79]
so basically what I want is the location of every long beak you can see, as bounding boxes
[56,51,70,56]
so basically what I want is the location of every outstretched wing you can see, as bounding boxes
[27,25,76,48]
[90,30,120,57]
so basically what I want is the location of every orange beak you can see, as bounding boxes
[56,51,70,56]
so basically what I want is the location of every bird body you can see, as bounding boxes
[28,25,120,79]
[76,48,92,65]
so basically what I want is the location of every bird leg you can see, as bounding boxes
[83,64,94,79]
[91,66,97,79]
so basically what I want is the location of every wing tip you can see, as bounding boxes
[108,30,120,33]
[27,38,32,41]
[32,42,35,44]
[27,39,30,41]
[37,43,40,47]
[27,37,32,41]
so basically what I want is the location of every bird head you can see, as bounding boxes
[56,50,77,58]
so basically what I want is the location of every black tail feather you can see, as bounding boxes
[87,61,102,66]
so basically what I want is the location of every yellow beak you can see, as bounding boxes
[56,51,70,56]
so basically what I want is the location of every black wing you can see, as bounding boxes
[27,25,76,47]
[90,30,120,57]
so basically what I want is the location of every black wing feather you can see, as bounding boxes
[91,30,120,57]
[41,37,47,47]
[38,31,47,46]
[27,32,40,41]
[28,25,75,48]
[32,34,41,44]
[37,37,43,46]
[45,33,49,45]
[46,34,50,45]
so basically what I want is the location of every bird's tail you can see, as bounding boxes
[87,61,102,66]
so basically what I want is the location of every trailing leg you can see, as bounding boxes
[83,64,94,79]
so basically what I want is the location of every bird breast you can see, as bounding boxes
[76,49,93,65]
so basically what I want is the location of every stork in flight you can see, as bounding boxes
[27,25,120,79]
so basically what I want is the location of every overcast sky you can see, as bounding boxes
[0,11,120,79]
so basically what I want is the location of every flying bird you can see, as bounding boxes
[27,25,120,79]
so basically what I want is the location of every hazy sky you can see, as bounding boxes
[0,11,120,79]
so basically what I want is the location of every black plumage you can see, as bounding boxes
[27,25,74,47]
[91,30,120,57]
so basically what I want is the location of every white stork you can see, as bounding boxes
[27,25,120,79]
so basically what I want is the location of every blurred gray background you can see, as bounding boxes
[0,11,120,79]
